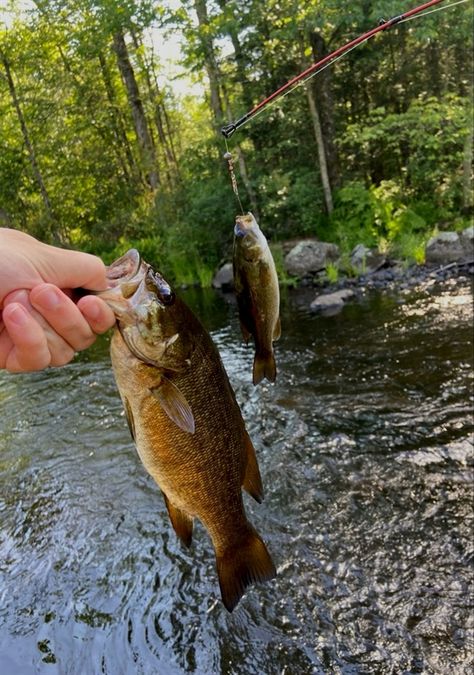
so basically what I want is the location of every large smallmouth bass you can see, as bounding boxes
[233,213,281,385]
[99,249,275,611]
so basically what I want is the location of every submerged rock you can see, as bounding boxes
[310,288,355,316]
[212,262,233,291]
[284,240,340,277]
[425,232,465,264]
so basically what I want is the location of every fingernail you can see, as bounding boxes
[35,287,60,310]
[7,304,28,327]
[5,289,29,305]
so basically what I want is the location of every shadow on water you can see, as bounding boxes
[0,279,472,674]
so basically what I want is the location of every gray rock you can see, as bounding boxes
[284,240,340,277]
[350,243,386,272]
[310,289,355,316]
[425,231,465,264]
[212,262,233,290]
[460,225,474,258]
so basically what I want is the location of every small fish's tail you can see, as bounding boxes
[253,349,276,385]
[216,527,276,612]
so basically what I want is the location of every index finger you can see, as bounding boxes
[40,247,108,292]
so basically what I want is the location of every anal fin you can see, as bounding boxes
[273,317,281,341]
[162,492,193,547]
[242,432,264,503]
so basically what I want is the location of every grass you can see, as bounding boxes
[325,262,339,284]
[391,232,429,265]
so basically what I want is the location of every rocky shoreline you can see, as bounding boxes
[212,225,473,315]
[307,257,474,315]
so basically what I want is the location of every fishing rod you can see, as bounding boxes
[221,0,457,139]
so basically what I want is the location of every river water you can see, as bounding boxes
[0,278,472,675]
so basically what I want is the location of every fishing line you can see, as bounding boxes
[222,29,375,203]
[221,0,469,139]
[223,138,245,214]
[221,0,469,208]
[398,0,469,23]
[247,37,373,126]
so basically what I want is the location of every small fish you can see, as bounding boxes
[99,250,275,612]
[233,213,281,385]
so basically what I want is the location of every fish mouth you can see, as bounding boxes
[98,249,175,319]
[106,249,142,285]
[234,222,247,238]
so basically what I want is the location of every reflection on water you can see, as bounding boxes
[0,280,473,674]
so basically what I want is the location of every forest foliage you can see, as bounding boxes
[0,0,472,284]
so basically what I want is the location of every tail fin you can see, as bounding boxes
[216,527,276,612]
[253,349,276,385]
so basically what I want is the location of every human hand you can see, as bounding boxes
[0,228,116,372]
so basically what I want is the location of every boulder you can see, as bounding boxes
[212,262,233,290]
[310,289,355,316]
[425,232,465,265]
[284,240,340,277]
[460,225,474,259]
[350,243,386,272]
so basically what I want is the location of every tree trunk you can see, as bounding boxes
[98,51,139,183]
[129,29,181,184]
[462,122,473,213]
[305,83,333,215]
[0,49,62,242]
[426,40,442,97]
[194,0,224,127]
[216,0,254,114]
[309,31,340,190]
[112,30,159,189]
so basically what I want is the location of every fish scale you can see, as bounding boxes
[101,252,276,611]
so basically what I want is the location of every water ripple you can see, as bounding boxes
[0,280,472,673]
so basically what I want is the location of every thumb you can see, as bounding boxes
[40,246,109,291]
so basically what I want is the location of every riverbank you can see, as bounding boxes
[305,257,474,315]
[212,224,473,314]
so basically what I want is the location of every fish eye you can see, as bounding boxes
[145,268,175,305]
[157,284,175,305]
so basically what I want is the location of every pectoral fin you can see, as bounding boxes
[162,492,193,547]
[123,397,136,442]
[150,377,195,434]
